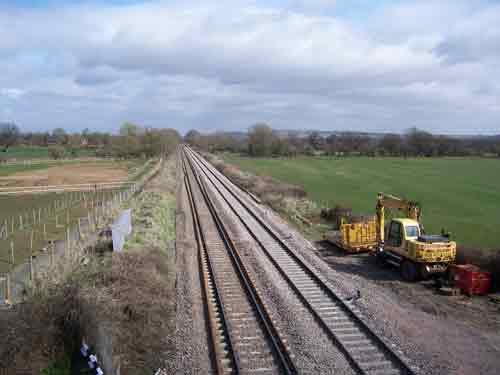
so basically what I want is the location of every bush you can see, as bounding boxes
[48,146,65,160]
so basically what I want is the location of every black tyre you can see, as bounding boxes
[401,260,418,282]
[375,252,389,268]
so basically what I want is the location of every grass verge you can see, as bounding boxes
[0,157,177,374]
[212,153,500,289]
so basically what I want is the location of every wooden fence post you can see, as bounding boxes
[10,241,14,266]
[6,274,11,304]
[29,253,34,282]
[66,227,71,257]
[78,218,83,240]
[0,221,7,239]
[50,242,54,266]
[87,212,92,232]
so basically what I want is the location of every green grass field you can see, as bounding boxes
[1,146,95,160]
[0,163,52,176]
[223,155,500,249]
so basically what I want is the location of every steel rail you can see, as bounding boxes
[186,146,416,375]
[183,149,297,375]
[181,153,238,374]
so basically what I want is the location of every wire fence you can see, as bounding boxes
[0,157,116,167]
[0,158,163,306]
[0,181,134,196]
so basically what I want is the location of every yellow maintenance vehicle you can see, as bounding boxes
[323,209,378,253]
[375,193,456,281]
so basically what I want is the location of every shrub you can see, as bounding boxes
[48,146,65,160]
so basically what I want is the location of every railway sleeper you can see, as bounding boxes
[238,357,277,367]
[232,322,261,331]
[318,305,342,311]
[368,368,402,375]
[240,366,277,374]
[336,332,365,340]
[294,281,317,288]
[302,287,323,294]
[341,339,371,347]
[289,274,313,280]
[314,301,337,308]
[351,352,387,362]
[332,326,360,333]
[305,294,327,300]
[349,344,378,353]
[359,360,394,371]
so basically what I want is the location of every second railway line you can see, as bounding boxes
[182,146,418,375]
[182,148,297,374]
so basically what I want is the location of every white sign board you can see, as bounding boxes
[112,209,132,252]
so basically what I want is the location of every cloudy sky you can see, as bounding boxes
[0,0,499,135]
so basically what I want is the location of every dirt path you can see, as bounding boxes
[210,152,500,374]
[0,163,129,187]
[312,241,500,375]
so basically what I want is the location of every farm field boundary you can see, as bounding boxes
[222,154,500,250]
[0,181,135,195]
[0,158,163,304]
[1,157,115,166]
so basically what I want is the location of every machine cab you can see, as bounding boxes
[385,218,420,251]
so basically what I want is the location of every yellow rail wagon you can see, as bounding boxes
[324,215,377,253]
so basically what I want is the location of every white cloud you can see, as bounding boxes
[0,0,498,134]
[1,88,26,100]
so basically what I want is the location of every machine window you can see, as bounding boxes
[388,222,402,246]
[405,225,420,238]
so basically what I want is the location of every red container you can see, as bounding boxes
[450,264,491,296]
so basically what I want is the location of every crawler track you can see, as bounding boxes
[182,151,297,375]
[184,146,417,375]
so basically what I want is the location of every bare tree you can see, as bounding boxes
[248,123,275,157]
[184,129,201,146]
[379,134,403,156]
[119,122,139,137]
[52,128,68,145]
[308,131,324,151]
[0,122,20,151]
[405,127,435,156]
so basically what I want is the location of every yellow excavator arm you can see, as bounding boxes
[376,193,421,243]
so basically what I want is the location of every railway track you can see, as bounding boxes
[181,151,297,375]
[184,146,417,375]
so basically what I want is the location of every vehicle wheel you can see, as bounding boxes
[419,264,430,280]
[375,252,389,268]
[401,260,418,282]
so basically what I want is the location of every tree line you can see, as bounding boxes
[0,122,181,160]
[185,124,500,158]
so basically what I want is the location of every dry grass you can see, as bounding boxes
[0,248,174,374]
[205,153,307,207]
[0,156,177,374]
[0,281,81,373]
[79,248,174,374]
